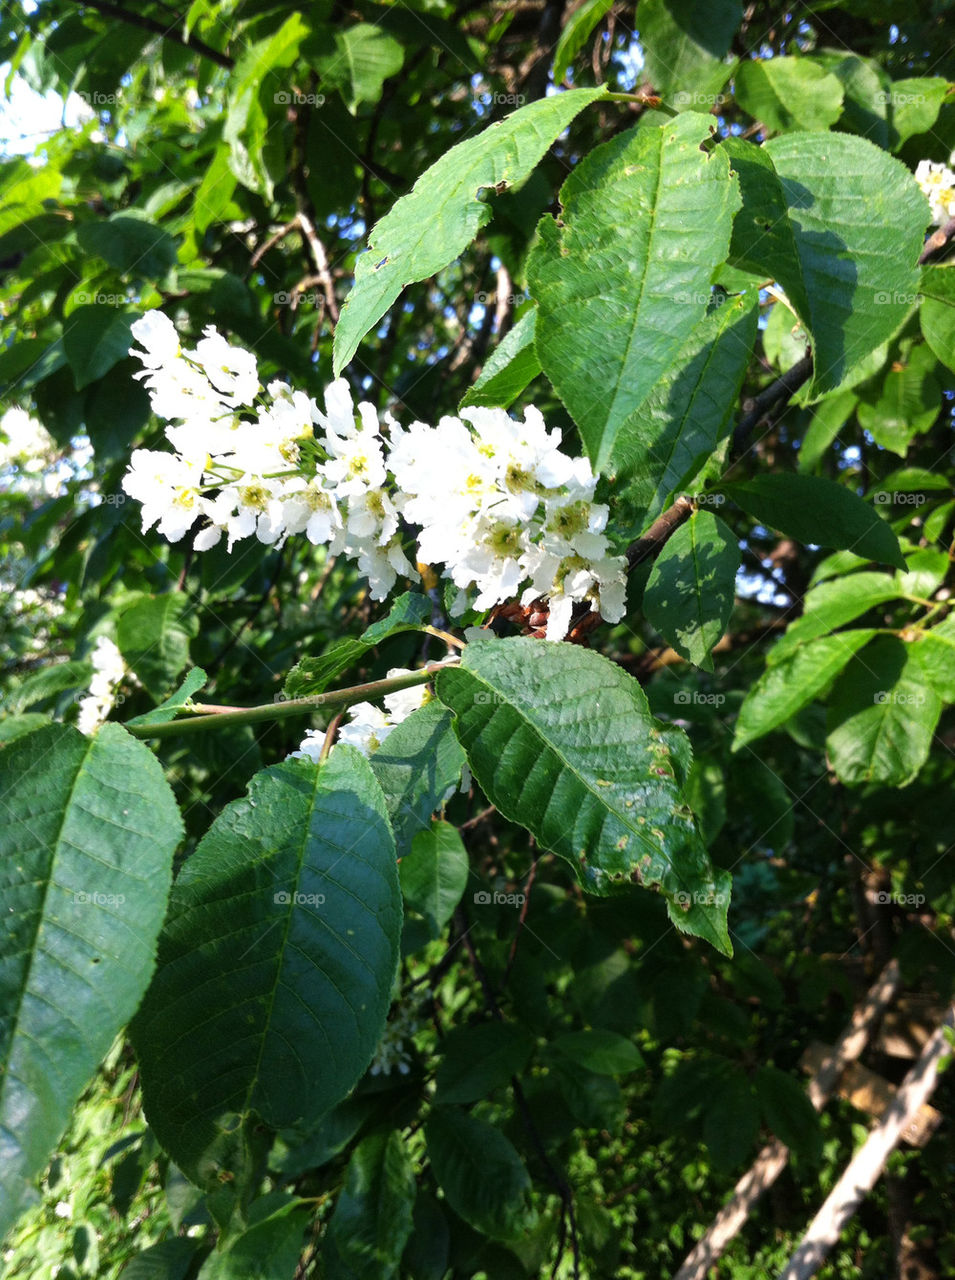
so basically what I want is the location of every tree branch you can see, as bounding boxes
[79,1,234,69]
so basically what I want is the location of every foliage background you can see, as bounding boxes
[2,0,955,1277]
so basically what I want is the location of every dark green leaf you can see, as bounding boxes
[325,1133,415,1280]
[425,1109,534,1242]
[644,510,739,671]
[723,473,906,569]
[436,638,732,954]
[0,724,182,1238]
[131,747,401,1186]
[435,1022,535,1103]
[399,820,469,938]
[333,88,606,374]
[826,636,942,786]
[529,113,741,470]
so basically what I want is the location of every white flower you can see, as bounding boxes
[77,637,126,735]
[130,310,181,368]
[122,449,205,542]
[190,327,260,406]
[915,159,955,225]
[336,701,394,755]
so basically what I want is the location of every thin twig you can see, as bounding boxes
[78,0,234,68]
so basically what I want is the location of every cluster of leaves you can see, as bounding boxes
[3,0,955,1277]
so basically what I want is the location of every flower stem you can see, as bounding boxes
[124,662,455,740]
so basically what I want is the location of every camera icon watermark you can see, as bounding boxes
[274,890,327,907]
[873,690,925,705]
[673,90,726,108]
[674,690,724,707]
[78,90,121,106]
[872,890,926,907]
[473,890,526,907]
[872,491,926,506]
[274,91,325,106]
[477,91,526,108]
[673,889,729,909]
[74,291,130,306]
[680,492,725,507]
[873,290,921,305]
[73,890,126,906]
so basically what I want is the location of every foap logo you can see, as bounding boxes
[274,890,326,907]
[473,890,526,907]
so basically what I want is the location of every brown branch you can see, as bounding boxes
[79,1,233,69]
[732,352,814,458]
[918,215,955,265]
[674,960,903,1280]
[626,494,695,570]
[779,997,955,1280]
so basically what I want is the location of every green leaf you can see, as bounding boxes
[856,348,941,455]
[401,1194,450,1280]
[425,1109,534,1242]
[316,25,404,110]
[638,0,740,102]
[888,77,952,149]
[116,593,197,702]
[369,702,466,859]
[826,636,942,786]
[722,474,906,570]
[435,1022,535,1103]
[125,667,208,727]
[224,14,310,200]
[723,133,928,396]
[550,1029,644,1075]
[4,658,92,713]
[921,265,955,375]
[733,630,877,750]
[76,211,178,280]
[120,1238,200,1280]
[283,591,432,698]
[0,713,50,745]
[130,747,401,1186]
[608,291,758,523]
[325,1133,415,1280]
[529,113,741,471]
[811,51,889,148]
[435,638,732,954]
[460,309,541,410]
[399,820,469,938]
[908,618,955,704]
[797,390,858,472]
[755,1066,821,1160]
[552,0,613,84]
[332,87,606,374]
[705,1067,759,1169]
[768,571,901,664]
[62,306,138,391]
[197,1196,312,1279]
[735,57,844,133]
[0,723,182,1239]
[644,510,739,671]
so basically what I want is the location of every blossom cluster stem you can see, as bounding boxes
[125,663,454,740]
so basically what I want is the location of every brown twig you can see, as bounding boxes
[918,215,955,265]
[732,352,814,457]
[78,1,234,69]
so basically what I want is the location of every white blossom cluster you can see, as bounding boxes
[292,668,429,761]
[123,311,628,640]
[369,992,420,1077]
[76,636,127,736]
[915,159,955,226]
